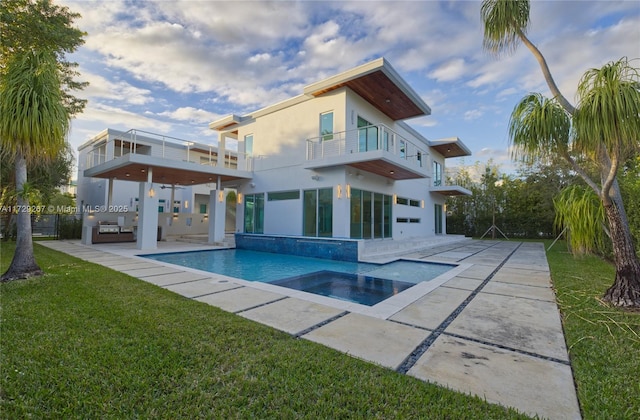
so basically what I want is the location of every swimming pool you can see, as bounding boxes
[143,249,454,306]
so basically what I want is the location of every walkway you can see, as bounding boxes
[39,239,581,420]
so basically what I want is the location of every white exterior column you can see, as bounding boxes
[333,183,351,238]
[208,187,226,244]
[217,135,226,168]
[136,168,159,250]
[107,178,114,206]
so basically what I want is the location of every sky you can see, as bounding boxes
[58,0,640,177]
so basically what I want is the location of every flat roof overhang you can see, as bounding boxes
[83,154,252,186]
[304,150,428,180]
[430,186,473,196]
[430,137,472,158]
[304,58,431,121]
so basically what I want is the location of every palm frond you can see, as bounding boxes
[554,185,606,255]
[508,93,571,164]
[0,49,69,162]
[574,57,640,160]
[481,0,530,56]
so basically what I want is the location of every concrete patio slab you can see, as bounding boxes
[140,271,211,287]
[441,276,483,291]
[195,287,285,313]
[428,251,474,261]
[303,313,429,370]
[456,264,496,280]
[119,266,184,278]
[446,292,569,361]
[164,278,241,298]
[491,267,552,287]
[81,255,130,263]
[103,262,162,271]
[408,335,580,420]
[390,287,472,330]
[482,281,556,302]
[240,297,345,335]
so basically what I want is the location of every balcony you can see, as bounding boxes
[304,124,429,180]
[430,179,472,196]
[83,129,253,186]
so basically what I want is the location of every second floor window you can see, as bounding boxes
[320,111,334,141]
[433,161,442,186]
[245,134,254,156]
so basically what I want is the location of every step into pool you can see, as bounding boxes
[143,249,454,306]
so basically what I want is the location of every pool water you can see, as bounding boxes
[143,249,453,306]
[271,271,415,306]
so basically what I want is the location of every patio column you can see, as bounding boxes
[107,178,114,206]
[136,168,159,250]
[208,185,225,244]
[217,135,226,168]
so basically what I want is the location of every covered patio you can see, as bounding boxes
[81,153,252,250]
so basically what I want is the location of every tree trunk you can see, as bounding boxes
[602,196,640,307]
[1,152,43,282]
[517,30,576,115]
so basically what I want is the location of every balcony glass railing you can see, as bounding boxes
[85,129,251,171]
[306,124,428,168]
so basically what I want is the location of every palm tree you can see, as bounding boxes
[1,50,70,281]
[482,0,640,307]
[480,0,574,113]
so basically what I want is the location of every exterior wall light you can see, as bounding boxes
[148,187,155,198]
[421,200,425,208]
[346,184,351,199]
[218,190,224,202]
[237,193,243,204]
[336,184,342,198]
[393,194,397,205]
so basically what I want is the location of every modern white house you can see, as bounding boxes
[77,58,471,258]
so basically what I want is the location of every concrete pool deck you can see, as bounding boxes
[39,239,581,419]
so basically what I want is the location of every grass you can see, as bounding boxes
[1,241,528,419]
[545,241,640,419]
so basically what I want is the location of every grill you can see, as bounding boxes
[98,222,119,234]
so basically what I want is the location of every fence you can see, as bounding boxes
[1,213,83,240]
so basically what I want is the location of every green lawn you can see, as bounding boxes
[1,242,527,419]
[1,241,638,418]
[546,242,640,418]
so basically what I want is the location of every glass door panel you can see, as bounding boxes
[318,188,333,237]
[350,189,362,238]
[435,204,443,234]
[383,195,392,238]
[373,193,383,238]
[244,195,254,233]
[362,190,372,239]
[255,194,264,234]
[303,190,317,236]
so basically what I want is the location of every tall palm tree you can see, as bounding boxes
[1,50,70,281]
[482,0,640,307]
[480,0,574,114]
[508,60,640,307]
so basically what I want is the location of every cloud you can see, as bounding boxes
[156,107,221,125]
[464,109,483,121]
[430,58,467,82]
[81,71,153,105]
[78,103,172,133]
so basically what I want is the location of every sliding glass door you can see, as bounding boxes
[303,188,333,237]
